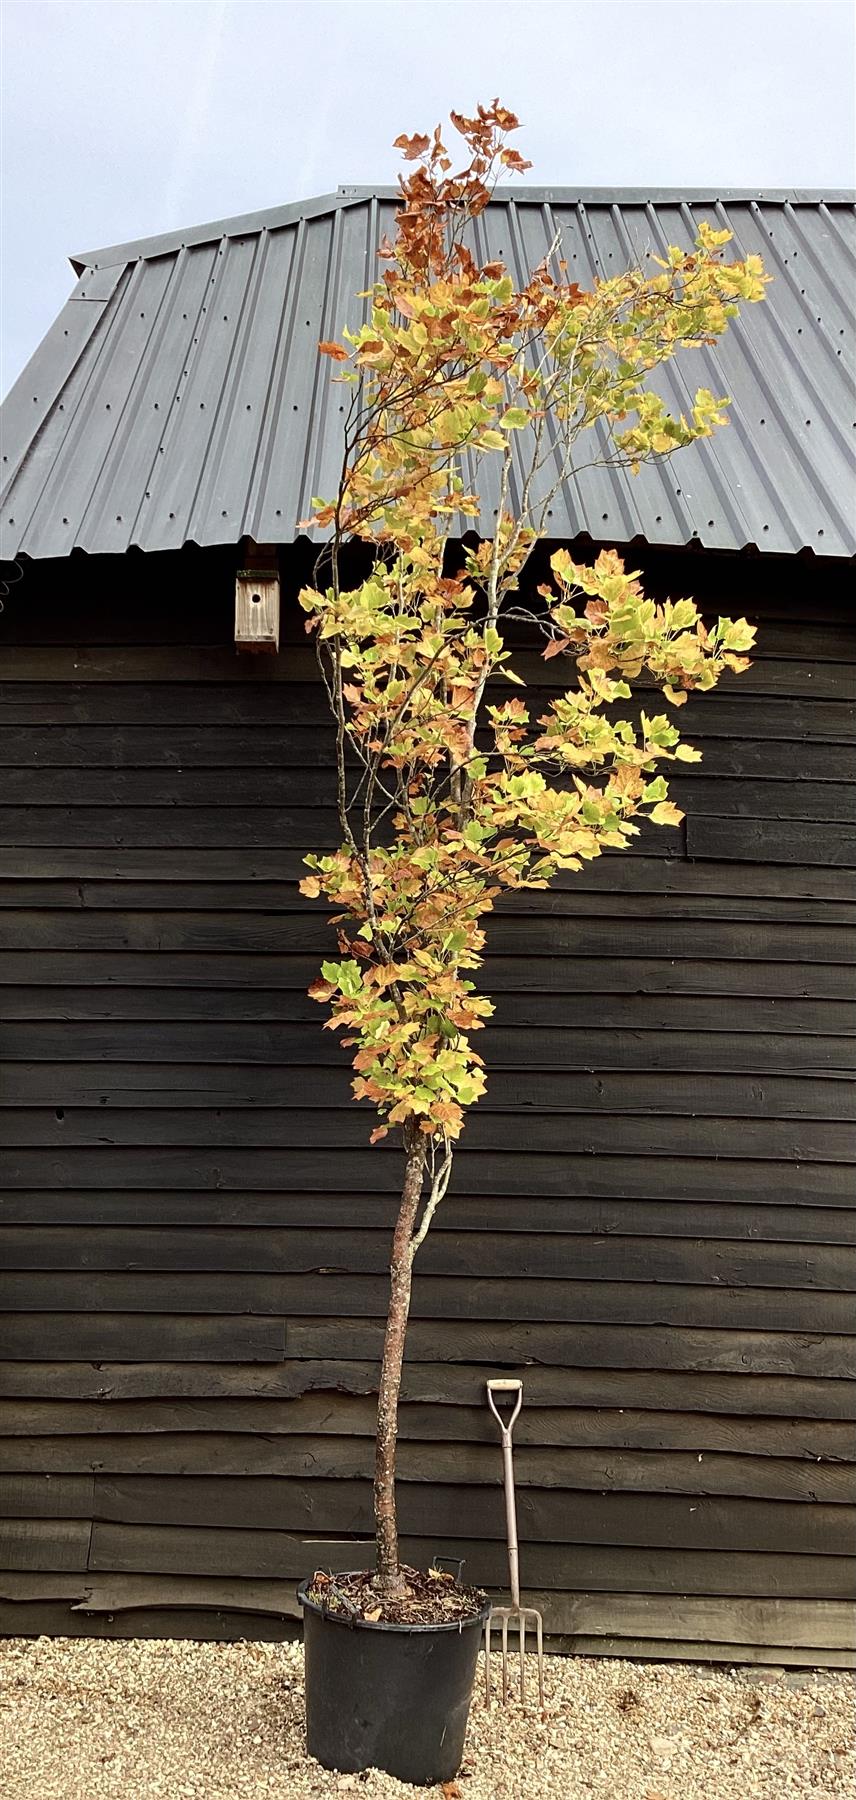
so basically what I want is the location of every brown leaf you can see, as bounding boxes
[307,977,334,1001]
[318,340,349,361]
[363,1605,382,1622]
[500,147,532,172]
[394,132,431,161]
[441,1784,462,1798]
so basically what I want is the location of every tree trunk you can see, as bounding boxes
[372,1123,427,1596]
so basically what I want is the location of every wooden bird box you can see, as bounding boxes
[235,549,280,652]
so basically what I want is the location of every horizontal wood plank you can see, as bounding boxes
[0,1517,91,1572]
[3,1395,850,1459]
[92,1474,856,1552]
[2,951,849,1000]
[8,766,856,821]
[1,1147,851,1202]
[2,850,854,902]
[84,1523,856,1599]
[2,684,853,740]
[2,1434,851,1500]
[688,816,856,866]
[1,1313,851,1376]
[3,643,854,699]
[4,908,854,961]
[5,725,855,778]
[0,1313,286,1362]
[284,1317,856,1378]
[2,989,851,1039]
[0,1474,96,1518]
[3,1193,853,1244]
[3,1063,854,1115]
[1,1359,851,1417]
[1,1226,851,1291]
[1,1270,855,1333]
[2,1107,851,1161]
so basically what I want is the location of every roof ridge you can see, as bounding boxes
[71,185,856,272]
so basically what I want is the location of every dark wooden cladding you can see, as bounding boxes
[2,1109,851,1160]
[2,1148,853,1206]
[2,1228,854,1290]
[4,1032,855,1074]
[0,547,854,1662]
[3,1195,856,1245]
[6,910,856,960]
[2,1361,853,1417]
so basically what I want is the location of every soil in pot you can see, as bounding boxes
[299,1565,490,1786]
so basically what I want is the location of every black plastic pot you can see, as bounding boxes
[298,1574,490,1786]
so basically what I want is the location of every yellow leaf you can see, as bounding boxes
[650,801,684,826]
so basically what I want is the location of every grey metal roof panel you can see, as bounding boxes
[2,188,854,563]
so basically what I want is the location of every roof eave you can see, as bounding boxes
[70,184,856,272]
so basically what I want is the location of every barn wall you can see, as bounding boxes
[1,544,854,1662]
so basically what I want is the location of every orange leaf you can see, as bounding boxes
[318,341,349,362]
[500,148,532,172]
[543,637,572,660]
[394,132,430,161]
[307,978,334,1002]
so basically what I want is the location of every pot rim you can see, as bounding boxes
[298,1573,491,1636]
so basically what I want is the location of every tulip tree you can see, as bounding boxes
[298,103,767,1600]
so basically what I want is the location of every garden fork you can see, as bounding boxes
[484,1379,544,1707]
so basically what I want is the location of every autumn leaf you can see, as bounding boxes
[394,131,431,160]
[318,340,349,361]
[500,147,532,172]
[307,977,334,1001]
[650,801,685,826]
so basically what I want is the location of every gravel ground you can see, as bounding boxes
[0,1635,853,1800]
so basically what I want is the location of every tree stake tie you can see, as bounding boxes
[484,1379,544,1707]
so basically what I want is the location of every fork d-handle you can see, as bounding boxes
[486,1380,523,1608]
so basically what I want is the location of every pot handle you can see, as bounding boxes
[432,1554,466,1583]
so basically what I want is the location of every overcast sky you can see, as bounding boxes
[1,0,854,395]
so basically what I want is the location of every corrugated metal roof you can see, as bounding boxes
[2,187,854,562]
